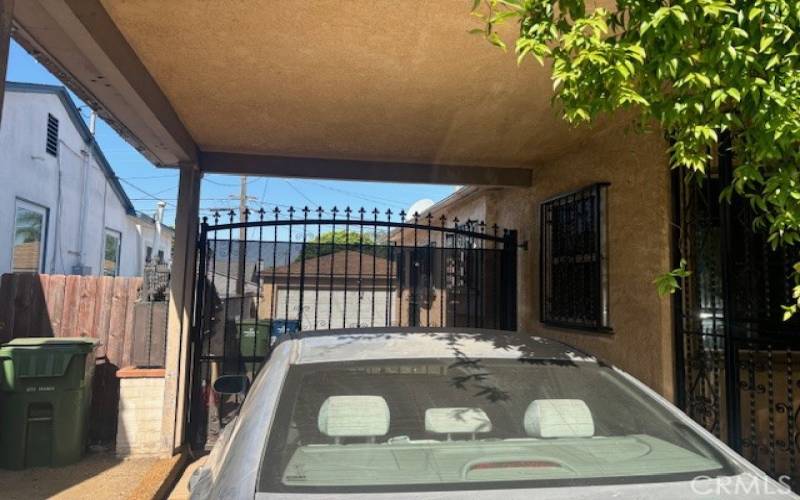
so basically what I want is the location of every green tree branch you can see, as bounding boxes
[475,0,800,315]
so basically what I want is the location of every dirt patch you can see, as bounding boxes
[0,452,159,500]
[168,455,207,500]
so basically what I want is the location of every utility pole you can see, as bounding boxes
[236,175,248,297]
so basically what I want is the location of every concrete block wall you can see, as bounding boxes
[116,368,167,457]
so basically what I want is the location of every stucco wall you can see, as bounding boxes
[0,90,143,276]
[424,127,675,399]
[490,127,674,399]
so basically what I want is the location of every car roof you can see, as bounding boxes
[279,327,599,365]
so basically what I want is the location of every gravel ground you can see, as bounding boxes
[0,452,159,500]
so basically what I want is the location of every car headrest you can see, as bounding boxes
[524,399,594,438]
[425,407,492,435]
[317,396,390,438]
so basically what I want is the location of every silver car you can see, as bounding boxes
[189,328,796,499]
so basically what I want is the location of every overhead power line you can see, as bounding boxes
[117,177,177,208]
[300,179,410,208]
[284,180,317,206]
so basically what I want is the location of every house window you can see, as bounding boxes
[12,200,48,273]
[145,246,153,263]
[103,229,122,276]
[157,250,165,263]
[46,114,59,156]
[540,183,610,330]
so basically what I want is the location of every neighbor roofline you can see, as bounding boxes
[6,80,137,216]
[134,210,175,233]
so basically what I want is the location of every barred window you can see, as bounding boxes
[540,183,610,330]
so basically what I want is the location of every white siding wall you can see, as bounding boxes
[0,90,142,276]
[138,223,174,266]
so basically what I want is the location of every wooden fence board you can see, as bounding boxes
[92,276,114,359]
[77,277,97,338]
[13,274,34,338]
[35,274,50,337]
[0,274,16,343]
[0,273,149,347]
[47,275,66,337]
[60,275,81,338]
[106,278,127,366]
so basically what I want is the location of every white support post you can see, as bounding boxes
[0,0,14,127]
[161,163,202,453]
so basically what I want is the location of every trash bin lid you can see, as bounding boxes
[1,337,98,350]
[0,337,98,379]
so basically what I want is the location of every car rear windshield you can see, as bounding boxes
[258,358,736,493]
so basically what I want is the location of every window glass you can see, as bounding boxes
[103,230,121,276]
[259,358,735,493]
[12,201,47,273]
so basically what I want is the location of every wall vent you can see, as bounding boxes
[46,113,59,156]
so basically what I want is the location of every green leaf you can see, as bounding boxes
[653,259,691,296]
[488,31,507,51]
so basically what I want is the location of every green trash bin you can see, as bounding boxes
[236,320,271,374]
[0,337,98,470]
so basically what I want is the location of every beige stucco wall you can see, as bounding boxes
[430,127,675,400]
[493,127,675,399]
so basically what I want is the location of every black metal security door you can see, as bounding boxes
[187,206,518,449]
[675,139,800,488]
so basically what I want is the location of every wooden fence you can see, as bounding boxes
[0,273,145,444]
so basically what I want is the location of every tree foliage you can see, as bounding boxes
[475,0,800,315]
[298,229,382,261]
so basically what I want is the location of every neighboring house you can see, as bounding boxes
[135,208,175,270]
[259,250,397,330]
[0,81,172,276]
[389,191,504,329]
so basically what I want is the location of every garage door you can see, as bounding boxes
[274,287,397,330]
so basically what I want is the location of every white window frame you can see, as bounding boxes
[103,228,122,277]
[11,199,49,273]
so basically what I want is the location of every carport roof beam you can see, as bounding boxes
[199,152,533,187]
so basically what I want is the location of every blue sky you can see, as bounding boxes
[6,40,455,226]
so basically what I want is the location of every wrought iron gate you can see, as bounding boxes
[676,139,800,487]
[188,206,518,448]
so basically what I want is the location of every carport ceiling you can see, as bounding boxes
[10,1,609,186]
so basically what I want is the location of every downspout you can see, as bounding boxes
[76,111,95,273]
[50,150,63,274]
[135,222,144,274]
[154,201,165,261]
[99,181,108,275]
